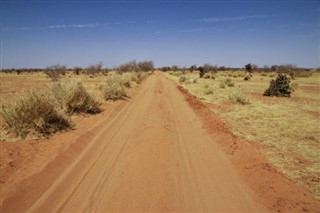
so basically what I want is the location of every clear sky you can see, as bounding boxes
[1,0,319,69]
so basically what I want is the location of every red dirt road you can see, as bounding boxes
[1,73,319,212]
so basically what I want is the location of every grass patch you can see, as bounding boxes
[229,92,250,105]
[166,70,320,199]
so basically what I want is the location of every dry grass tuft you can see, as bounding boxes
[0,89,71,138]
[100,74,127,100]
[229,92,250,105]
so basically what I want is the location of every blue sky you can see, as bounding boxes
[1,0,319,69]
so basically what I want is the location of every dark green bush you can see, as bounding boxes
[263,74,292,97]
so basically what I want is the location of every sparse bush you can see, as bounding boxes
[261,72,267,77]
[204,86,214,95]
[229,92,250,105]
[44,64,67,81]
[173,71,183,77]
[85,63,103,76]
[137,60,154,72]
[0,89,71,138]
[100,74,126,100]
[203,73,211,79]
[73,66,82,75]
[210,75,215,79]
[121,72,135,88]
[263,73,292,97]
[244,75,251,81]
[193,78,198,83]
[219,81,226,89]
[117,60,154,73]
[51,81,101,114]
[179,75,187,83]
[63,81,101,114]
[224,78,234,87]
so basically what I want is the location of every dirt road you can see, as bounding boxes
[1,73,267,212]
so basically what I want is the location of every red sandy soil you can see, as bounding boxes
[1,72,319,212]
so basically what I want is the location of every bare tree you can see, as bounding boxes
[44,64,67,81]
[86,62,103,76]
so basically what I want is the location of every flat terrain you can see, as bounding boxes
[167,70,320,200]
[1,72,320,212]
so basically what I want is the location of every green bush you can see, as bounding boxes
[263,74,292,97]
[0,90,70,138]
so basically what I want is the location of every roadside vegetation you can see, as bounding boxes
[166,65,320,199]
[0,60,153,140]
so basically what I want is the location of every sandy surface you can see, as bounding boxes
[1,72,319,212]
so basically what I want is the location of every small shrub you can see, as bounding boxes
[244,75,251,81]
[44,64,66,81]
[121,72,134,88]
[51,81,101,114]
[224,78,234,87]
[0,90,70,138]
[63,81,101,114]
[229,92,250,105]
[179,75,187,83]
[261,72,268,77]
[73,66,82,75]
[193,78,198,83]
[203,73,211,79]
[219,81,226,89]
[85,63,103,76]
[204,87,214,95]
[263,74,292,97]
[173,71,183,77]
[100,75,126,100]
[204,84,209,89]
[210,75,215,80]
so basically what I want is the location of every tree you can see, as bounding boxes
[86,62,103,75]
[245,64,252,73]
[189,65,197,72]
[44,64,67,81]
[73,66,82,75]
[171,65,179,71]
[198,66,205,78]
[137,60,154,72]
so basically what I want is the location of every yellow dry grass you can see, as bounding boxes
[167,70,320,199]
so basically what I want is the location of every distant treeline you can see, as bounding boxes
[1,61,319,75]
